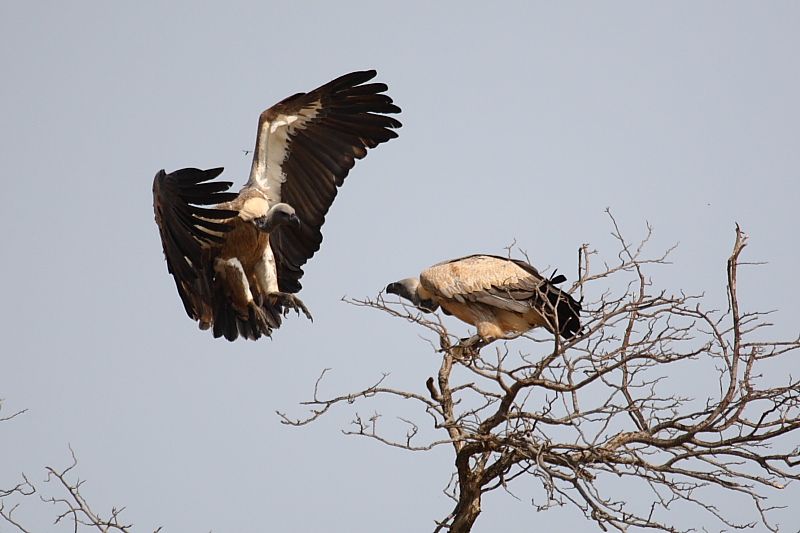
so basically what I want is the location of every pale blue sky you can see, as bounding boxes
[1,2,799,531]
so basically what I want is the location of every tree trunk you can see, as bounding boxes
[450,484,482,533]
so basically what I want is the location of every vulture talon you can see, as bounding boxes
[460,335,486,350]
[452,338,482,361]
[248,301,277,336]
[270,292,313,322]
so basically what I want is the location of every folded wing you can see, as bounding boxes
[421,255,582,339]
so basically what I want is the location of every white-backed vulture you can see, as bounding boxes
[386,254,581,347]
[153,70,401,341]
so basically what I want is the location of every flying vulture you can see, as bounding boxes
[386,254,581,348]
[153,70,401,341]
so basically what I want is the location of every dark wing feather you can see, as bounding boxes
[506,257,582,339]
[268,70,401,293]
[466,255,583,339]
[153,167,239,320]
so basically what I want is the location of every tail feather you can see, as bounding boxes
[545,287,582,339]
[209,284,282,341]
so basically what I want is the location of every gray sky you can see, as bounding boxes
[2,2,799,531]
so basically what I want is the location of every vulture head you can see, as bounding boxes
[386,278,440,313]
[255,202,301,233]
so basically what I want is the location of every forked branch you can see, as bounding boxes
[284,218,800,533]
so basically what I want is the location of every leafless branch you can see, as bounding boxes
[285,215,800,533]
[0,409,161,533]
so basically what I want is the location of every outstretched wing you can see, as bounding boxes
[153,167,239,321]
[253,70,402,293]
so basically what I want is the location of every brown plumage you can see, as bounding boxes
[153,70,401,341]
[386,255,581,346]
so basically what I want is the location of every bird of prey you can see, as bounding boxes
[386,254,581,348]
[153,70,401,341]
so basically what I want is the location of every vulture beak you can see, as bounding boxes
[385,280,439,313]
[386,282,402,295]
[288,212,301,229]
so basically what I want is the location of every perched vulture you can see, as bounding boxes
[386,254,581,347]
[153,70,401,341]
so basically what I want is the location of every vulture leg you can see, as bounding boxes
[460,334,489,349]
[215,258,255,319]
[267,292,313,320]
[450,334,488,360]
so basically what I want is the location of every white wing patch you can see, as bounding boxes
[192,216,232,245]
[263,122,291,197]
[250,102,322,202]
[269,114,298,133]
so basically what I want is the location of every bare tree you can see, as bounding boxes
[280,216,800,533]
[0,403,158,533]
